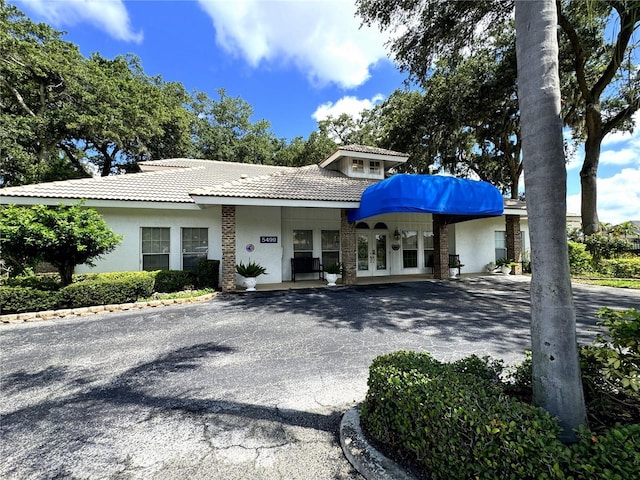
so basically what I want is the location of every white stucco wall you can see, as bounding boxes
[454,217,530,273]
[281,207,341,281]
[235,206,282,286]
[75,206,222,274]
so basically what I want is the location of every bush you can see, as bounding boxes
[153,270,197,293]
[2,274,62,291]
[362,350,640,479]
[58,275,154,308]
[361,351,567,479]
[599,256,640,279]
[568,241,594,275]
[0,286,60,314]
[197,259,220,289]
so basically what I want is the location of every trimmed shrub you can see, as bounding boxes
[2,274,63,291]
[153,270,197,293]
[361,351,567,479]
[197,259,220,289]
[0,286,60,314]
[568,241,594,275]
[600,256,640,279]
[58,275,154,308]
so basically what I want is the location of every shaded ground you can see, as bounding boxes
[1,276,638,479]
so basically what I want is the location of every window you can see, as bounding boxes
[356,222,370,229]
[402,230,418,268]
[182,228,208,272]
[293,229,313,258]
[352,159,364,173]
[321,230,340,269]
[369,161,381,175]
[142,227,170,271]
[423,231,434,268]
[495,231,507,261]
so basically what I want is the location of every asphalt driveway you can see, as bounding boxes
[2,276,639,479]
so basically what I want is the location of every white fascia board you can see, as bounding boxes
[192,195,360,209]
[503,208,528,217]
[319,149,409,169]
[0,196,200,210]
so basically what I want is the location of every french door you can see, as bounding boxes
[357,230,390,277]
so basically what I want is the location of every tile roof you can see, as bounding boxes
[0,160,295,203]
[191,165,376,202]
[339,144,410,157]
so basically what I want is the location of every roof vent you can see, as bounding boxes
[240,174,248,179]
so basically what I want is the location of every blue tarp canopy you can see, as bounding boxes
[348,174,504,224]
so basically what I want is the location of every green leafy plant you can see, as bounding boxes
[235,260,267,278]
[323,262,343,275]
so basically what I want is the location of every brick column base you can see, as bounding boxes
[341,210,357,285]
[506,214,522,275]
[433,215,449,280]
[221,205,236,292]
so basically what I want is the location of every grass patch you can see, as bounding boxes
[573,277,640,289]
[140,288,215,301]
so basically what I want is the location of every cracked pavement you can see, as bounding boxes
[2,276,639,479]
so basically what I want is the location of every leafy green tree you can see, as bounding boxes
[0,203,122,285]
[357,0,640,235]
[0,1,90,185]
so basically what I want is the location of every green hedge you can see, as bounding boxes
[599,256,640,278]
[153,270,197,293]
[197,259,220,289]
[361,351,640,479]
[58,276,155,308]
[0,286,60,313]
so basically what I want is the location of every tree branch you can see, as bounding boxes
[556,1,591,102]
[0,78,36,117]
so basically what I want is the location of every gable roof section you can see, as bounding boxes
[191,165,375,205]
[0,160,295,206]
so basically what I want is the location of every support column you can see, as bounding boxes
[506,214,522,275]
[341,209,357,286]
[221,205,237,292]
[433,214,449,280]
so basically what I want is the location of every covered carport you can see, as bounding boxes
[347,174,505,279]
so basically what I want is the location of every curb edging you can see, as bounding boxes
[0,292,217,325]
[340,407,417,480]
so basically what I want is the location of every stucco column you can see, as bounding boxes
[221,205,237,292]
[340,209,357,285]
[506,214,523,274]
[432,214,449,280]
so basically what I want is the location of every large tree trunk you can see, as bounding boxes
[515,0,587,443]
[580,113,603,235]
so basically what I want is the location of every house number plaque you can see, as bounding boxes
[260,236,278,244]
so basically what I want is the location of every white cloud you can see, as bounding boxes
[568,167,640,224]
[197,0,390,88]
[311,94,384,122]
[17,0,143,43]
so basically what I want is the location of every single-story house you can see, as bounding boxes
[0,145,529,291]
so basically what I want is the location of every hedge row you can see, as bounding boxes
[1,260,220,314]
[361,351,640,480]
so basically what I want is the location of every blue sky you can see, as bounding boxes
[13,0,640,224]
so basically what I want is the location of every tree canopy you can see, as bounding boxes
[356,0,640,232]
[0,1,332,187]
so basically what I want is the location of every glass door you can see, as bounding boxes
[357,231,390,277]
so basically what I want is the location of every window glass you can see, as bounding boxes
[495,230,507,261]
[423,231,434,268]
[369,161,381,174]
[321,230,340,268]
[402,230,418,268]
[182,228,208,272]
[293,229,313,258]
[142,227,170,271]
[352,159,364,173]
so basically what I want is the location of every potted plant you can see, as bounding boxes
[448,257,464,279]
[324,262,342,286]
[485,261,497,273]
[495,258,513,275]
[235,260,267,291]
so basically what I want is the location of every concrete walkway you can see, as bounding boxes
[2,276,638,479]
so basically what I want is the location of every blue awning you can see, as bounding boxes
[347,174,504,224]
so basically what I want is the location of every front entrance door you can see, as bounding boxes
[357,230,390,277]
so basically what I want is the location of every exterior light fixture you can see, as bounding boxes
[394,228,401,240]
